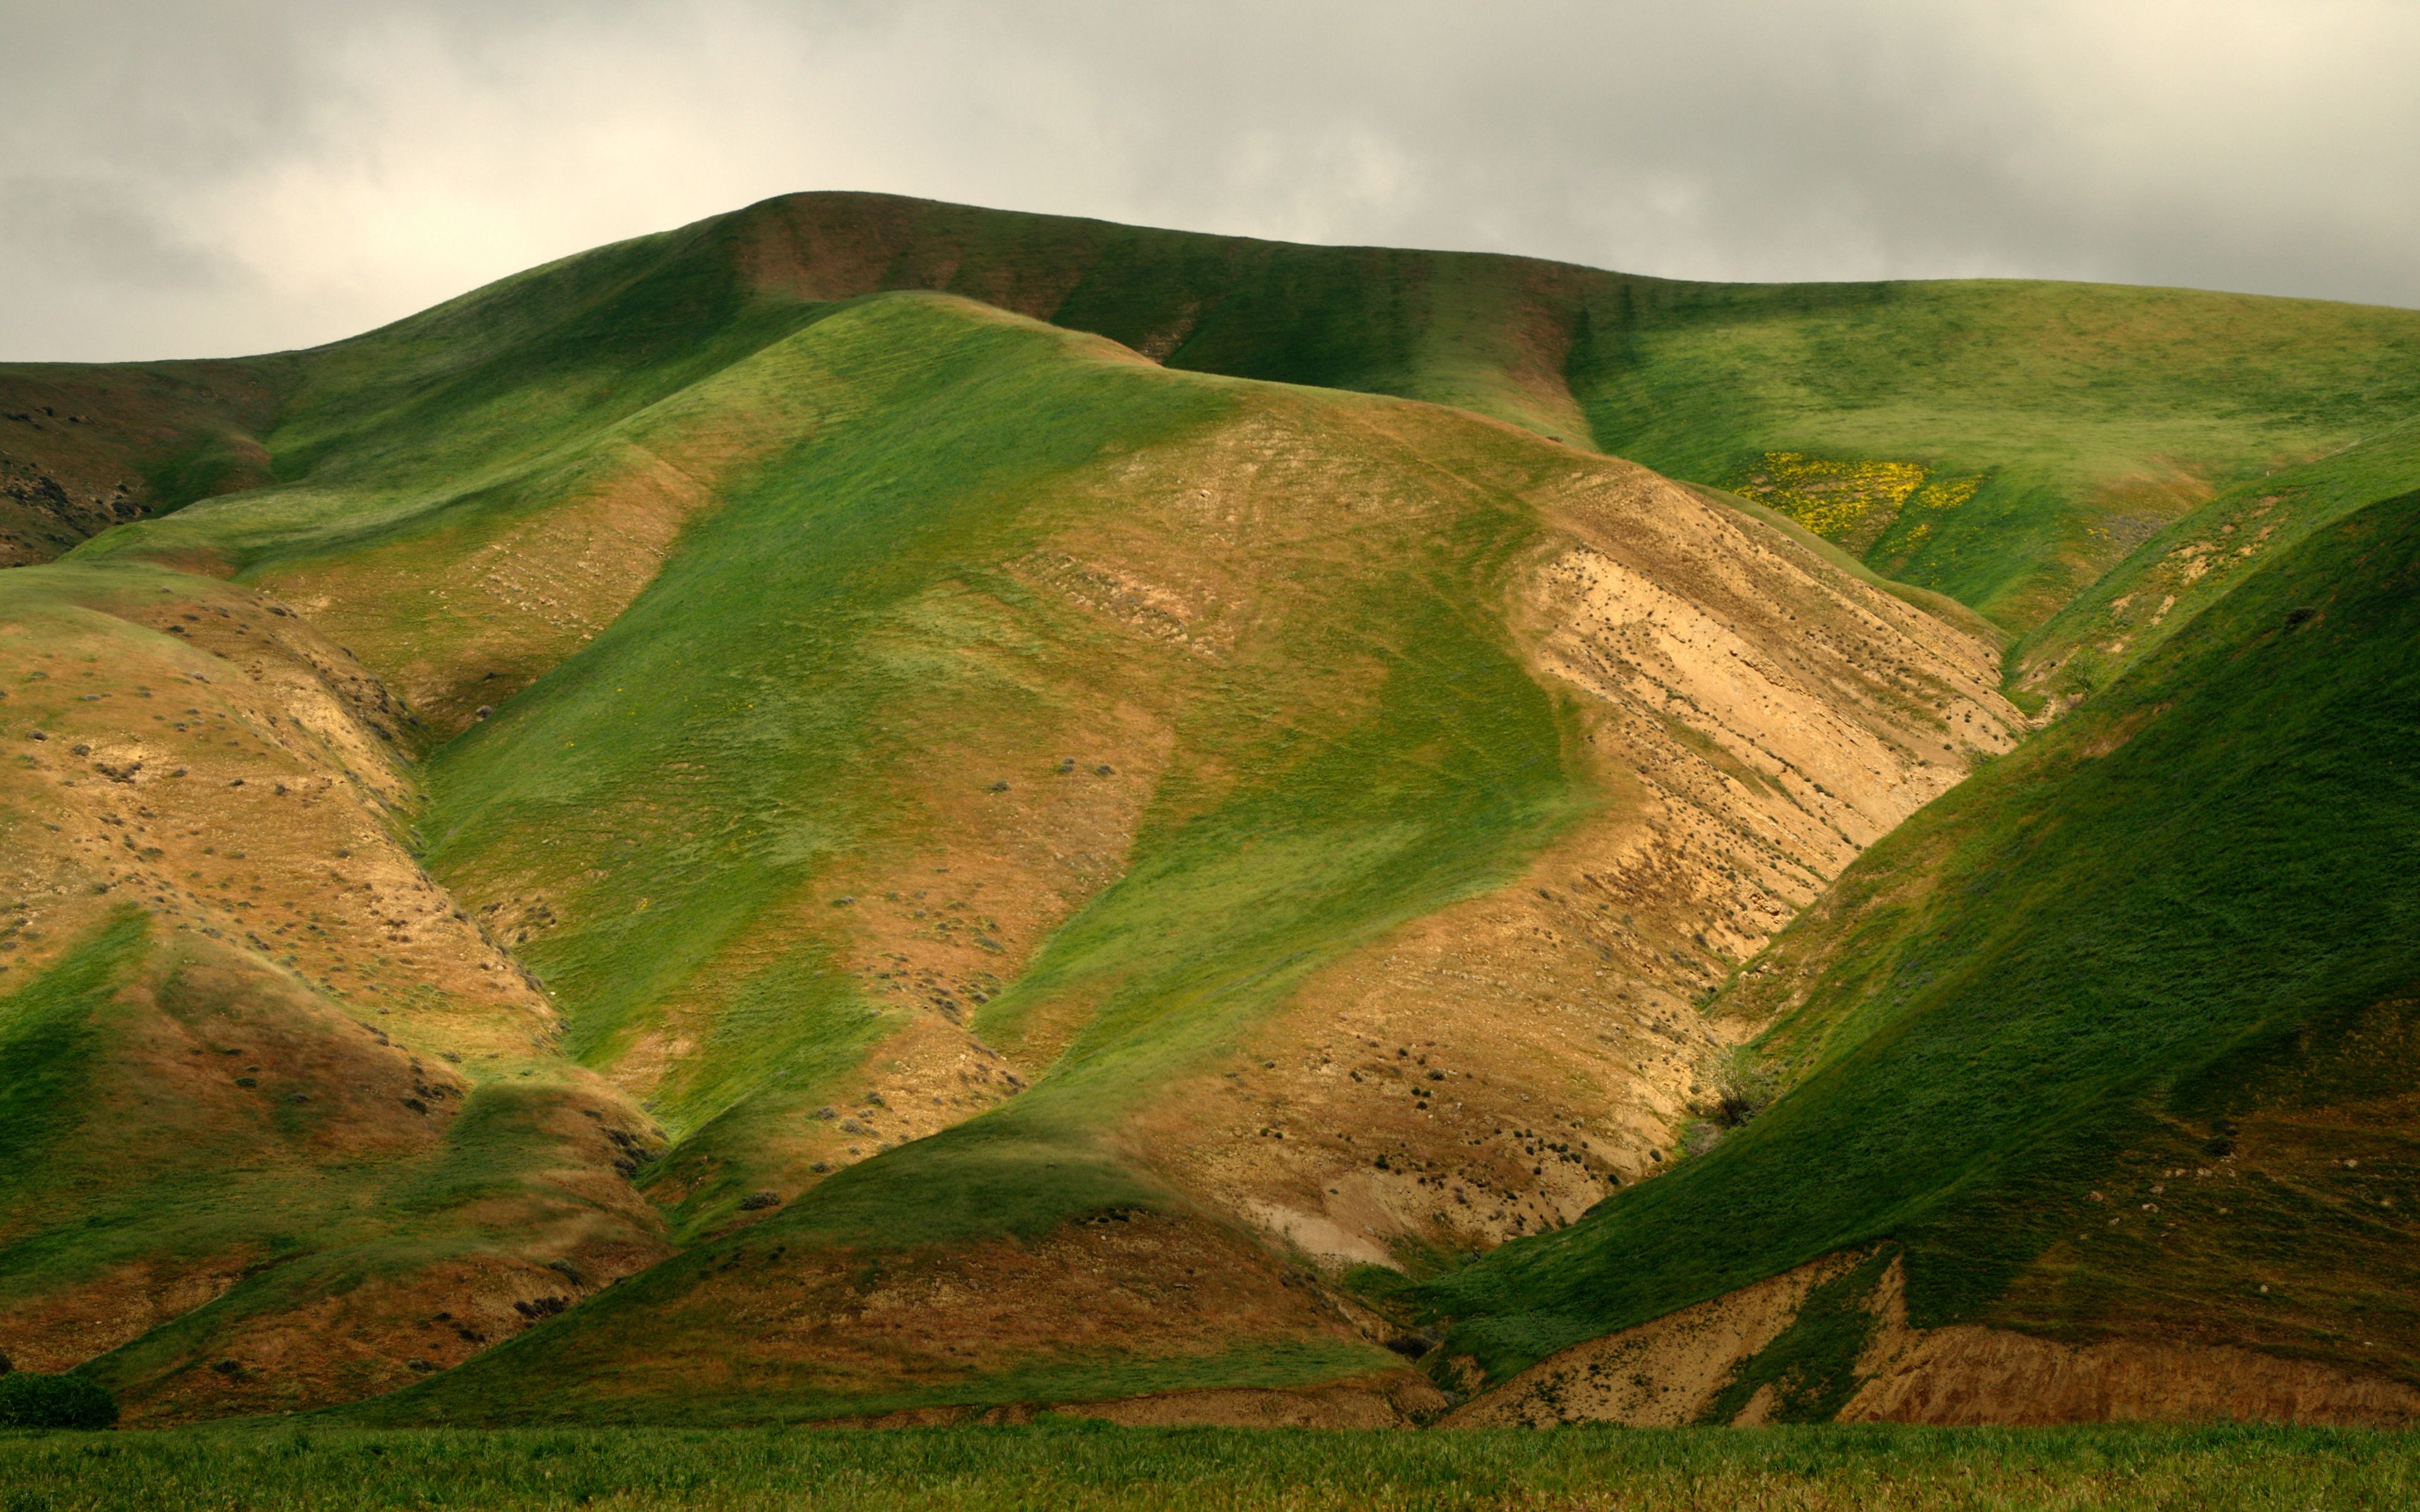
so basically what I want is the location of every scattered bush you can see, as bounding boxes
[0,1372,118,1431]
[1713,1054,1779,1128]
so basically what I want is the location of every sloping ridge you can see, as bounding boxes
[1428,464,2420,1424]
[331,295,2015,1428]
[14,189,2420,634]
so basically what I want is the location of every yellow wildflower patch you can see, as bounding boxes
[1729,454,1981,550]
[1912,473,1984,511]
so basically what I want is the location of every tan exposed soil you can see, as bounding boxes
[1132,452,2021,1262]
[1844,1256,2420,1427]
[1846,1324,2420,1427]
[1456,1251,2420,1429]
[499,1208,1413,1418]
[1446,1256,1860,1428]
[0,575,556,1057]
[0,573,671,1409]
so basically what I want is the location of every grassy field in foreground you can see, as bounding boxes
[2,1424,2415,1511]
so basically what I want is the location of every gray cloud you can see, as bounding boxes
[4,0,2416,360]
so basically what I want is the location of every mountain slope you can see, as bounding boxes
[335,296,2012,1425]
[1423,465,2420,1414]
[0,364,281,564]
[0,563,670,1418]
[1,281,2014,1423]
[647,192,2420,634]
[18,192,2420,647]
[0,195,2413,1428]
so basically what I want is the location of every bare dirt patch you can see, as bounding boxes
[0,573,671,1411]
[1132,453,2021,1263]
[1448,1256,1857,1428]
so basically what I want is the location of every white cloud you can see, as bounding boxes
[3,0,2415,360]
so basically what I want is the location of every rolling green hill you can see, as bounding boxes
[0,193,2415,1429]
[57,285,2008,1423]
[541,193,2420,634]
[18,191,2420,644]
[1421,443,2420,1402]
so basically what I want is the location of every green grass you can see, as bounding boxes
[0,911,144,1202]
[340,294,1591,1421]
[1566,277,2420,629]
[11,193,2420,1427]
[46,192,2420,645]
[6,1423,2420,1510]
[1420,476,2420,1383]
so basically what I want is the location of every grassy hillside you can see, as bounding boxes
[0,563,670,1419]
[325,295,1651,1423]
[695,193,2420,634]
[20,192,2420,645]
[14,273,2011,1421]
[314,282,2015,1425]
[1420,471,2420,1388]
[1565,276,2420,631]
[4,289,1606,1418]
[2,194,2416,1428]
[410,291,1587,1227]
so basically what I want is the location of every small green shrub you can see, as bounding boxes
[0,1372,119,1431]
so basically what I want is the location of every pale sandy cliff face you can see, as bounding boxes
[1134,456,2021,1266]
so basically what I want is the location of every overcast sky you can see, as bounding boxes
[5,0,2417,361]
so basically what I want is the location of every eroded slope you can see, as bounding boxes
[1133,455,2016,1263]
[1420,479,2420,1416]
[307,293,2018,1424]
[0,564,669,1421]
